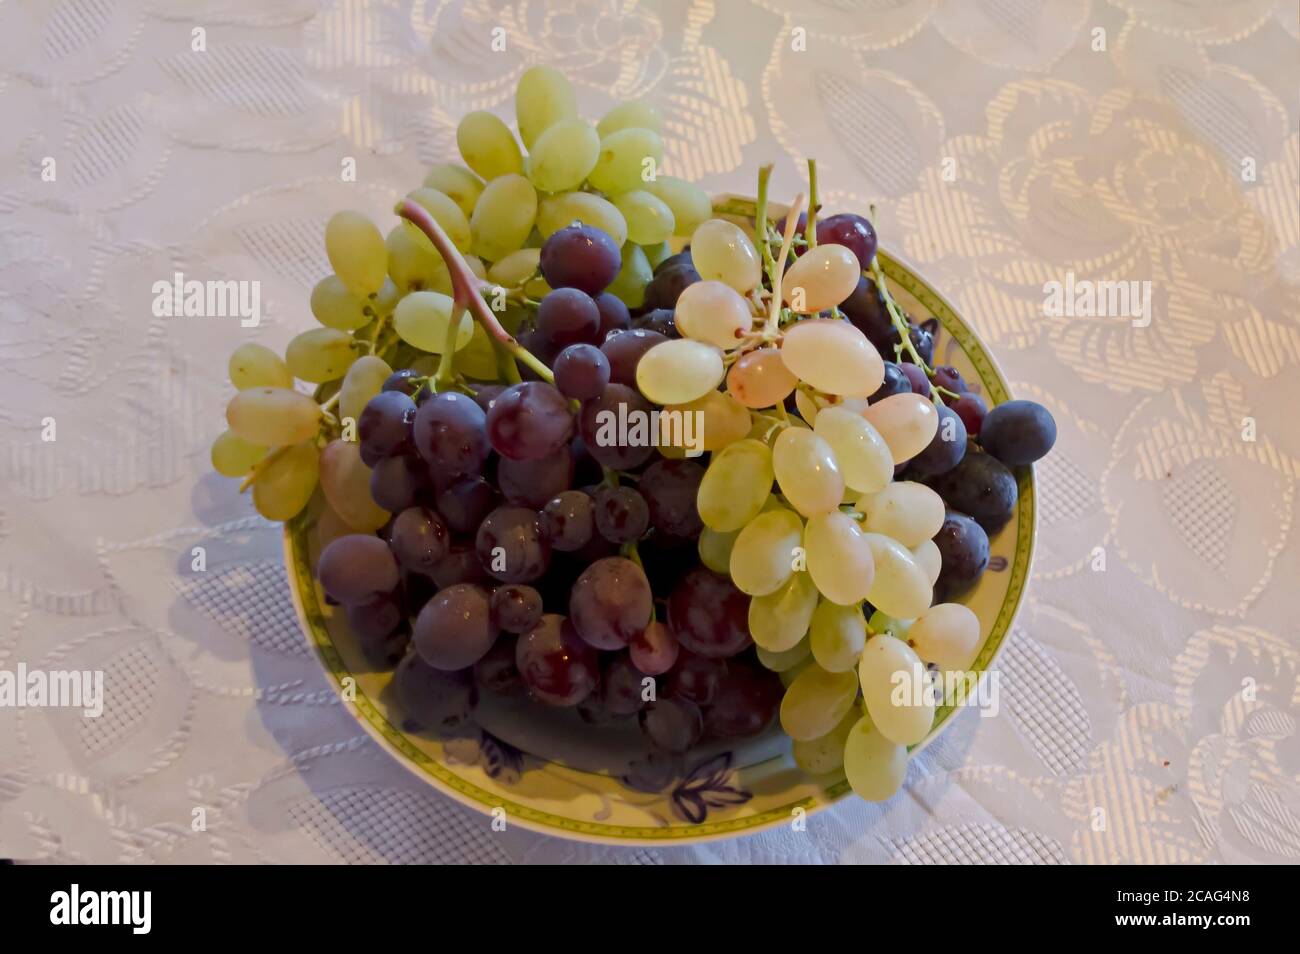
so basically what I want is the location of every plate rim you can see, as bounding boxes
[284,226,1038,847]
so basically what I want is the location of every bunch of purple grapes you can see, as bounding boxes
[315,221,782,754]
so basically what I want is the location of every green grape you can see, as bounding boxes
[228,342,292,390]
[210,430,266,477]
[860,393,939,465]
[373,277,402,315]
[387,223,449,293]
[810,600,867,673]
[858,634,934,746]
[863,532,932,619]
[537,192,628,247]
[856,481,945,548]
[516,65,578,149]
[749,571,818,652]
[456,322,500,380]
[597,100,662,138]
[690,218,761,293]
[487,248,540,288]
[842,716,908,800]
[338,354,392,426]
[772,427,844,517]
[456,110,523,180]
[527,119,600,193]
[813,405,893,494]
[605,241,652,308]
[868,609,914,639]
[635,338,723,405]
[251,441,319,522]
[470,174,538,262]
[422,163,484,218]
[611,190,675,245]
[325,211,387,297]
[729,506,803,597]
[912,538,941,586]
[909,603,981,671]
[393,291,474,353]
[697,438,773,532]
[226,387,322,446]
[464,255,488,279]
[406,188,473,253]
[792,706,858,775]
[804,510,875,606]
[756,639,810,674]
[285,327,358,383]
[588,127,664,194]
[780,656,813,688]
[779,664,858,741]
[319,438,389,532]
[643,240,672,268]
[310,275,371,331]
[698,525,740,574]
[644,175,712,236]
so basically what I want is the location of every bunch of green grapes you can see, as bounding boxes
[212,64,710,525]
[657,172,985,802]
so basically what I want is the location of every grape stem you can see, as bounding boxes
[238,445,290,494]
[804,159,819,249]
[868,202,931,373]
[396,198,555,384]
[766,192,805,334]
[754,163,778,284]
[433,302,463,389]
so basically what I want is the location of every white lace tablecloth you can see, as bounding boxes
[2,0,1297,865]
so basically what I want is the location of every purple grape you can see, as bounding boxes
[369,454,429,513]
[639,697,703,753]
[628,621,680,676]
[652,250,693,275]
[816,212,877,268]
[667,567,752,659]
[541,489,594,552]
[515,614,599,706]
[475,506,551,583]
[579,383,655,470]
[413,391,489,479]
[569,556,653,650]
[536,287,601,346]
[908,402,968,478]
[870,361,910,402]
[600,329,667,387]
[903,323,935,366]
[539,224,621,296]
[644,262,700,311]
[435,476,499,535]
[517,328,561,382]
[594,292,631,340]
[924,450,1017,535]
[473,635,521,693]
[393,652,478,737]
[601,654,649,717]
[430,543,491,588]
[382,368,422,396]
[664,648,726,706]
[317,534,400,605]
[704,662,783,739]
[952,392,987,437]
[412,583,496,671]
[388,506,449,577]
[631,307,677,338]
[979,400,1057,466]
[932,511,990,601]
[639,459,704,538]
[401,571,436,616]
[485,381,575,461]
[901,363,931,398]
[472,383,506,414]
[358,391,416,463]
[497,450,574,509]
[593,486,649,543]
[931,365,969,394]
[553,343,610,401]
[347,597,408,669]
[490,583,543,634]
